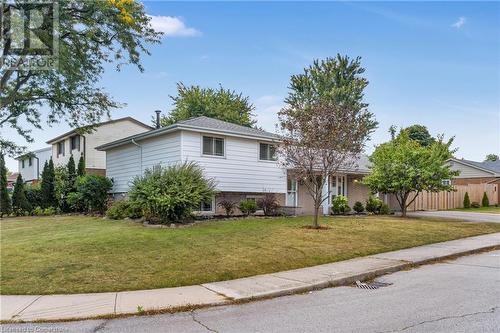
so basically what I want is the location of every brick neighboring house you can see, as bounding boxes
[447,158,500,203]
[6,172,19,192]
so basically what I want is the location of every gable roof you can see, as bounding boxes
[448,158,500,176]
[15,147,51,160]
[96,116,280,151]
[46,117,153,144]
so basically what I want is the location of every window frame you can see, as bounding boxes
[201,135,225,158]
[21,159,25,168]
[57,141,65,156]
[259,142,277,162]
[286,178,298,207]
[198,197,215,213]
[28,157,32,167]
[70,135,80,151]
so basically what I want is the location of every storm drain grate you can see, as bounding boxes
[355,280,393,290]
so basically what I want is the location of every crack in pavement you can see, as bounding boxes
[377,306,499,333]
[190,310,218,333]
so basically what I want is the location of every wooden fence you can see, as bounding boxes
[389,183,498,212]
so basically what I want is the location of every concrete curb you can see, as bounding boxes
[2,233,499,323]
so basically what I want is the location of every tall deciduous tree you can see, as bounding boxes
[159,83,256,127]
[404,124,435,147]
[12,173,30,215]
[485,154,499,162]
[279,55,376,228]
[0,0,162,156]
[0,153,12,217]
[363,130,458,217]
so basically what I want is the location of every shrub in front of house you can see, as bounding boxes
[129,162,216,223]
[471,202,481,208]
[107,200,143,220]
[380,203,391,215]
[257,193,280,216]
[25,184,43,213]
[482,192,489,207]
[67,175,113,214]
[33,206,57,216]
[331,195,350,215]
[218,199,237,217]
[353,201,364,214]
[239,199,258,216]
[463,192,471,209]
[365,195,383,214]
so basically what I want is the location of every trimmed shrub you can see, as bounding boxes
[380,203,391,215]
[353,201,364,214]
[366,195,383,214]
[25,184,43,212]
[463,192,471,209]
[257,193,279,216]
[40,159,56,208]
[482,192,489,207]
[12,174,31,216]
[218,199,237,217]
[68,175,113,213]
[129,162,216,223]
[239,199,258,216]
[332,195,350,215]
[33,206,56,216]
[471,202,480,208]
[107,200,130,220]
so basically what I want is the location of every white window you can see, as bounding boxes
[287,179,298,206]
[28,157,32,167]
[57,141,65,156]
[21,160,25,168]
[331,175,347,197]
[70,135,80,151]
[202,136,224,157]
[259,143,277,161]
[199,198,215,212]
[442,179,451,186]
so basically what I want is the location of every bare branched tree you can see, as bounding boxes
[278,102,377,228]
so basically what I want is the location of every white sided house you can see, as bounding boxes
[98,116,372,216]
[45,117,153,176]
[17,147,52,183]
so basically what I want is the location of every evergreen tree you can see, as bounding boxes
[77,155,86,176]
[463,192,471,209]
[12,174,30,215]
[67,155,77,189]
[482,192,489,207]
[41,159,56,207]
[0,153,12,217]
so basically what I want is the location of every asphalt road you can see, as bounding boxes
[407,210,500,223]
[2,250,499,333]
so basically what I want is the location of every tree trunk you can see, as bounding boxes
[313,205,320,228]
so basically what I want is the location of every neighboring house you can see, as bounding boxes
[17,147,51,183]
[97,116,371,215]
[447,157,500,203]
[6,172,19,192]
[44,117,153,176]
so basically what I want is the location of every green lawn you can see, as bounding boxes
[452,206,500,214]
[2,215,500,295]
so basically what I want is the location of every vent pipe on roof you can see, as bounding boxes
[155,110,162,129]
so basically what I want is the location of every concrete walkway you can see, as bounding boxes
[407,210,500,223]
[2,233,499,322]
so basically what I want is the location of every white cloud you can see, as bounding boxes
[147,15,200,37]
[451,17,466,29]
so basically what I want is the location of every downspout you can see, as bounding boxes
[82,135,86,170]
[131,139,142,175]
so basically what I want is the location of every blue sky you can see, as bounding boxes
[4,1,500,170]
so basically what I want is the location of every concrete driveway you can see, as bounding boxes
[407,210,500,223]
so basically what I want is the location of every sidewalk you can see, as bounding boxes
[2,233,499,322]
